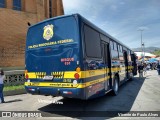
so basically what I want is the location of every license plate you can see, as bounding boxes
[43,76,53,80]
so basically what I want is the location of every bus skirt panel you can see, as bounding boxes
[25,86,86,99]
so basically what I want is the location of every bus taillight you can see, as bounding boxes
[74,67,81,79]
[25,70,29,80]
[25,70,28,74]
[74,73,80,79]
[76,67,81,73]
[25,74,29,80]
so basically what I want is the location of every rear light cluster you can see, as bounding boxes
[26,74,29,79]
[63,91,72,94]
[74,67,81,80]
[25,70,29,80]
[74,73,79,79]
[28,88,35,91]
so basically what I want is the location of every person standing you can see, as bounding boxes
[143,63,147,76]
[146,63,150,70]
[138,63,144,78]
[150,63,153,70]
[157,62,160,75]
[0,69,5,103]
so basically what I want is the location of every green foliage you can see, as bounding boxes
[152,50,160,56]
[4,85,24,91]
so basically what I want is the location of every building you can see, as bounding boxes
[0,0,64,68]
[134,52,157,60]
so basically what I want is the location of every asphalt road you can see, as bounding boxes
[0,70,160,120]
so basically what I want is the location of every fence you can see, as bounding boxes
[4,70,25,86]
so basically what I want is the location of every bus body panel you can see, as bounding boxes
[26,16,80,74]
[25,14,137,100]
[25,15,86,99]
[25,86,85,99]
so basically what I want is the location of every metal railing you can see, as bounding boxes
[4,70,25,86]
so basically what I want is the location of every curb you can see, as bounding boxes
[4,89,27,96]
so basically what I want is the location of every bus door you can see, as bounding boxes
[131,54,137,75]
[123,51,129,80]
[102,42,111,91]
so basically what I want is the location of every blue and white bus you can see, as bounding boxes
[25,14,137,100]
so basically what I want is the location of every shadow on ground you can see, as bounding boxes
[4,99,22,103]
[38,77,146,119]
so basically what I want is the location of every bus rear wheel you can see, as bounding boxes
[112,76,119,96]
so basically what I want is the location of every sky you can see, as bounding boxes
[62,0,160,49]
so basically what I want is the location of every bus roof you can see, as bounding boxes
[29,13,133,53]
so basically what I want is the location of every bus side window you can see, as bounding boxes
[84,25,102,58]
[114,42,117,51]
[119,45,123,52]
[111,42,119,62]
[110,41,114,50]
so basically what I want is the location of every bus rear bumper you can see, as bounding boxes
[25,86,85,99]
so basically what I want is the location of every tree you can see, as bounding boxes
[152,50,160,56]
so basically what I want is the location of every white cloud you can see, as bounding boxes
[137,26,149,31]
[62,0,160,48]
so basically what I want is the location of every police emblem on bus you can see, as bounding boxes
[43,24,54,40]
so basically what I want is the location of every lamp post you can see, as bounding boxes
[142,42,145,62]
[138,28,145,62]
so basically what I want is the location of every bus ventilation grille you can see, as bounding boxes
[35,72,46,79]
[51,72,64,79]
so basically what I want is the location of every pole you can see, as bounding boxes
[144,43,145,62]
[139,29,144,62]
[142,43,145,62]
[141,30,143,53]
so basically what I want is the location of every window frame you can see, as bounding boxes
[0,0,5,8]
[83,24,102,59]
[110,40,114,50]
[119,45,123,53]
[49,0,52,18]
[114,42,117,51]
[13,0,21,11]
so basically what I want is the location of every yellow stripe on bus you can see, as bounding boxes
[25,76,110,88]
[26,66,133,79]
[27,69,108,79]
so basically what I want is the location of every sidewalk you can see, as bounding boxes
[131,70,160,111]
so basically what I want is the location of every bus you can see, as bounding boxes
[24,14,137,100]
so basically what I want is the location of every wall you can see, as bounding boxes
[0,0,64,68]
[0,8,37,67]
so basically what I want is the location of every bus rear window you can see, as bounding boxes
[26,16,79,50]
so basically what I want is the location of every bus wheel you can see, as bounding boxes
[129,76,133,81]
[129,73,134,81]
[112,76,119,96]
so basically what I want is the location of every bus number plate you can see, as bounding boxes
[43,76,53,80]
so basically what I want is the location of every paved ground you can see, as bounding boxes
[0,70,160,120]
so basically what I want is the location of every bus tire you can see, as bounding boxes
[129,73,134,81]
[129,76,133,81]
[112,76,119,96]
